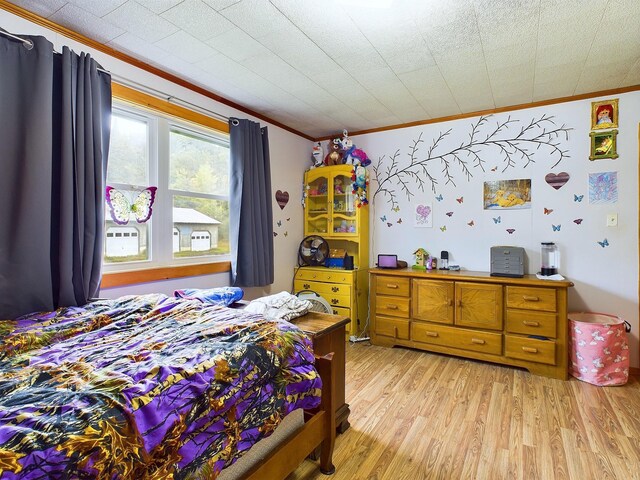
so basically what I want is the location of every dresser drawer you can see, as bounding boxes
[506,310,557,338]
[412,323,502,356]
[296,269,353,284]
[506,286,556,312]
[375,296,410,318]
[323,293,351,309]
[505,335,556,365]
[294,280,352,298]
[375,276,410,297]
[375,316,410,340]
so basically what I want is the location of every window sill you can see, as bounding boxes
[101,261,231,288]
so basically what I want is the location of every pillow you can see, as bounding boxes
[174,287,244,306]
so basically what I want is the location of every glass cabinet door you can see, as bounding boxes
[305,174,329,235]
[330,172,357,236]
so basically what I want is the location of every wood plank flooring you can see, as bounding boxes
[288,343,640,480]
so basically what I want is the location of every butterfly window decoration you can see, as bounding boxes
[106,186,157,225]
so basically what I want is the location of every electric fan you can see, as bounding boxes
[298,235,330,266]
[296,290,333,314]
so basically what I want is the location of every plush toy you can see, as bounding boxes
[324,137,343,165]
[351,165,369,207]
[334,177,344,194]
[311,142,324,168]
[344,147,371,166]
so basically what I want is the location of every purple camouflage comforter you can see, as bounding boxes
[0,294,321,479]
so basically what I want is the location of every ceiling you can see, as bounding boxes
[6,0,640,139]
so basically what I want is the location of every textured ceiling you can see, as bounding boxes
[5,0,640,138]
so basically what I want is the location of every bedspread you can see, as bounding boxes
[0,294,321,479]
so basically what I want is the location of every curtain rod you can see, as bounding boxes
[0,28,229,122]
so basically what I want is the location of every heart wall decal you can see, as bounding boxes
[275,190,289,209]
[545,172,570,190]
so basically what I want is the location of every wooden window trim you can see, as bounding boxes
[112,83,229,133]
[102,262,231,288]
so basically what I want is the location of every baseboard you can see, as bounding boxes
[630,367,640,377]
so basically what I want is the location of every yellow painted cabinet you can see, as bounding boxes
[296,165,369,336]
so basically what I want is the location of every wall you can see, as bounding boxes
[0,9,308,301]
[352,93,640,368]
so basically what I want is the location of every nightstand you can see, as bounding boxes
[290,311,350,433]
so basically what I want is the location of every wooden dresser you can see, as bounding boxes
[370,268,574,379]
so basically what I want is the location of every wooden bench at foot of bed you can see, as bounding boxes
[244,353,337,478]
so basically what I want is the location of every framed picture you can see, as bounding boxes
[483,179,531,210]
[591,99,618,130]
[589,130,618,160]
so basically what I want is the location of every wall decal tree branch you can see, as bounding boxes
[372,114,572,208]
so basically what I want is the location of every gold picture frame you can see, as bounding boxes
[589,129,618,160]
[591,98,618,130]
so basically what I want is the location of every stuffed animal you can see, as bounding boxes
[344,147,371,166]
[324,137,343,165]
[351,165,369,207]
[311,142,324,168]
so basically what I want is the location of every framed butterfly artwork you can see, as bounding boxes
[106,186,157,225]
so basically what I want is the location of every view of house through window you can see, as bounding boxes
[104,105,230,268]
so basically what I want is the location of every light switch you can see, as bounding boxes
[606,214,618,227]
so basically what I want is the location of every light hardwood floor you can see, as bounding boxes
[288,343,640,480]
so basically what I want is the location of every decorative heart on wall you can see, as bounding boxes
[275,190,289,209]
[545,172,570,190]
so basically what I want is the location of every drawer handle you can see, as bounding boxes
[522,347,538,354]
[394,326,398,338]
[471,338,485,345]
[331,286,339,292]
[386,284,399,289]
[447,299,453,307]
[386,304,399,310]
[425,331,439,337]
[303,283,310,289]
[522,295,539,302]
[456,299,462,307]
[523,320,540,327]
[331,298,339,305]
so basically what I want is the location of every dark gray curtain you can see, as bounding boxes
[229,118,274,287]
[0,33,111,319]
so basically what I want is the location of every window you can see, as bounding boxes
[104,104,230,272]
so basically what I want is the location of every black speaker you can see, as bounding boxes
[344,255,354,270]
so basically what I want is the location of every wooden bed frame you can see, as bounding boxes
[244,353,337,478]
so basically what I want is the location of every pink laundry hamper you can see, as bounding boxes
[568,312,631,386]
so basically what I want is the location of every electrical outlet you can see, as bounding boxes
[606,214,618,227]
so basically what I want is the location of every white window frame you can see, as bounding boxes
[103,103,230,273]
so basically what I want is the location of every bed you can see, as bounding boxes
[0,294,337,479]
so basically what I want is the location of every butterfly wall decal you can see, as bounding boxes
[544,208,553,215]
[457,197,464,204]
[105,186,157,225]
[387,222,393,227]
[573,218,583,225]
[574,194,584,202]
[467,220,474,227]
[397,218,403,224]
[380,215,387,222]
[597,238,609,248]
[446,211,454,217]
[493,216,501,224]
[506,228,515,234]
[277,220,282,227]
[552,224,561,231]
[273,231,278,237]
[284,231,288,237]
[392,206,400,212]
[286,217,291,221]
[491,166,498,172]
[435,194,443,202]
[440,225,447,232]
